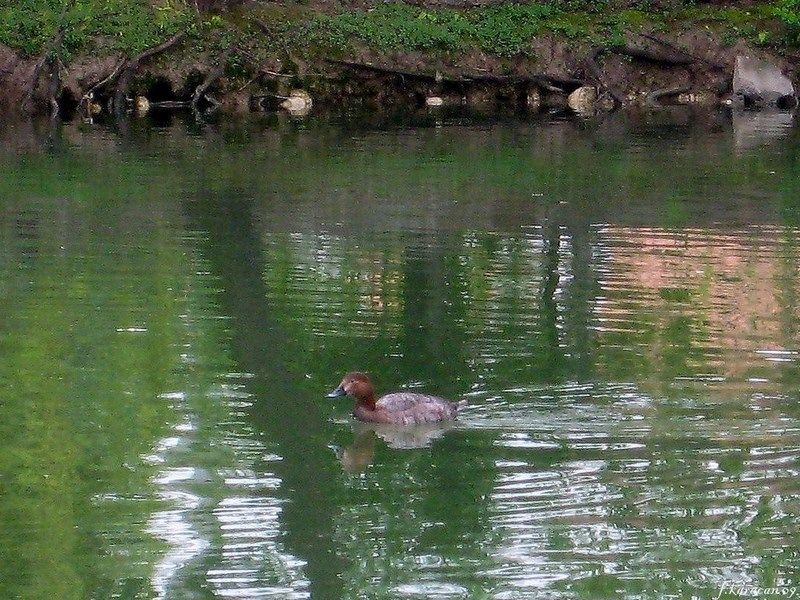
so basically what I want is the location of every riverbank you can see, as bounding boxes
[2,0,799,118]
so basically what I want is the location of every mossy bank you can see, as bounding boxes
[2,0,800,118]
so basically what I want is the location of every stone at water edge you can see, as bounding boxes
[567,86,597,114]
[134,96,150,115]
[280,89,313,115]
[526,87,541,111]
[732,55,795,108]
[425,96,445,107]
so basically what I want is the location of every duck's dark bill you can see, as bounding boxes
[326,385,346,398]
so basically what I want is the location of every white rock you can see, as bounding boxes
[425,96,444,107]
[134,95,149,114]
[281,89,312,115]
[568,86,597,114]
[733,54,795,108]
[526,87,541,111]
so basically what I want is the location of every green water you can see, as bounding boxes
[1,110,800,599]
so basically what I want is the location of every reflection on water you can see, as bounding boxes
[732,109,795,151]
[1,111,800,599]
[334,421,456,472]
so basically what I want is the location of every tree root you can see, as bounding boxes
[585,47,623,107]
[612,42,693,66]
[645,85,691,107]
[326,58,586,95]
[192,50,231,113]
[24,28,66,113]
[113,32,186,116]
[83,59,127,100]
[637,33,726,70]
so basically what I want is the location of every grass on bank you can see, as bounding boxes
[0,0,191,57]
[306,0,800,54]
[0,0,799,62]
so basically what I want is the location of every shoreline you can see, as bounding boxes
[1,1,799,119]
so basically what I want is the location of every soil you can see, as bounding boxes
[1,19,797,119]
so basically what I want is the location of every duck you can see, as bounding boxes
[326,372,466,425]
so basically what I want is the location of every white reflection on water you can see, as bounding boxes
[459,381,798,596]
[145,242,310,598]
[147,414,211,599]
[732,110,794,152]
[146,370,313,599]
[148,488,209,599]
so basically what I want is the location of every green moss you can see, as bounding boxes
[671,2,796,46]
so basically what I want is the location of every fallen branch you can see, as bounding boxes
[261,69,292,78]
[613,42,693,66]
[461,70,584,91]
[532,77,567,93]
[327,58,466,83]
[254,93,291,100]
[327,58,586,92]
[645,84,691,107]
[150,100,190,109]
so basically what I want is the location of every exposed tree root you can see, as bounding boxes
[585,47,623,107]
[192,50,231,112]
[24,29,65,112]
[613,42,693,66]
[646,84,691,107]
[83,59,127,100]
[113,32,186,116]
[637,33,726,70]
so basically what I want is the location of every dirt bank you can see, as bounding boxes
[2,3,798,120]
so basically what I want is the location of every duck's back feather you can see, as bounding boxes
[353,392,464,425]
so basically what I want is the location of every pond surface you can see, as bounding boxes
[1,109,800,599]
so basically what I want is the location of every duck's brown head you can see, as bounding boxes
[327,372,376,406]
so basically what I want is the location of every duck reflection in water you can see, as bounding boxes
[333,421,455,473]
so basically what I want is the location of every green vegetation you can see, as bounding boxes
[0,0,191,57]
[311,3,567,56]
[774,0,800,42]
[308,0,800,54]
[0,0,799,63]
